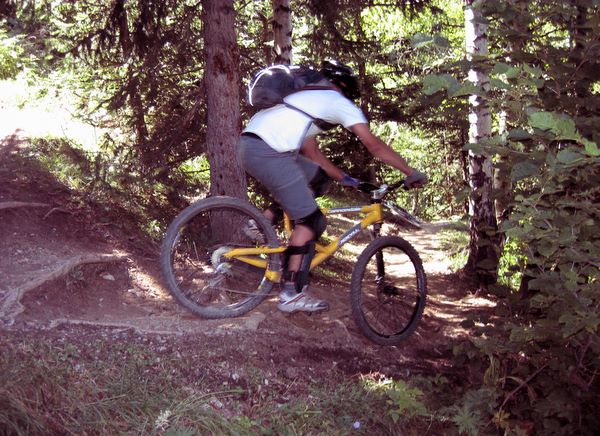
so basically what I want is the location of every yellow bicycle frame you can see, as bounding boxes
[223,203,384,282]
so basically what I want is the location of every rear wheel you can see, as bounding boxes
[160,196,282,319]
[351,236,427,346]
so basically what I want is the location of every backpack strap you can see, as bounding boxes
[285,103,337,131]
[295,85,336,92]
[284,87,339,131]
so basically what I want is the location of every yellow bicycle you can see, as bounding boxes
[160,181,427,345]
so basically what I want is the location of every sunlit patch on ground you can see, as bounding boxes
[0,79,105,151]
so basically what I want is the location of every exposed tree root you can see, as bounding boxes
[0,201,50,210]
[46,317,188,336]
[0,253,128,325]
[43,312,266,336]
[43,207,72,220]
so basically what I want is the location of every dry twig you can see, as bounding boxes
[0,201,49,211]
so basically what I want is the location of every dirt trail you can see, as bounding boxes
[0,105,492,383]
[0,170,455,340]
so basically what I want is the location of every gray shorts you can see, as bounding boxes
[238,134,320,220]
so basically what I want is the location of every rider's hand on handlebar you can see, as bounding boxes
[404,170,428,189]
[339,173,360,189]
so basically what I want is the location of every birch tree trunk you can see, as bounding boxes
[203,0,247,199]
[271,0,292,64]
[464,0,500,285]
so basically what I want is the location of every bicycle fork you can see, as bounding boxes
[370,223,386,283]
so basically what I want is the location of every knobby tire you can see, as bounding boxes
[350,236,427,346]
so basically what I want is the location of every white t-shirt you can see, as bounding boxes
[243,89,368,152]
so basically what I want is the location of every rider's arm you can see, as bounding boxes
[300,137,346,181]
[349,123,414,176]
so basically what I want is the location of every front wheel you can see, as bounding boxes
[160,196,282,319]
[351,236,427,346]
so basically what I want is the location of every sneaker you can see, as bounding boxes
[243,219,265,244]
[277,284,329,313]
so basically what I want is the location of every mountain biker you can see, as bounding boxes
[238,60,428,314]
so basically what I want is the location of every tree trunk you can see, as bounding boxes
[129,77,149,164]
[202,0,246,199]
[463,0,500,285]
[110,0,132,58]
[271,0,292,64]
[258,12,273,64]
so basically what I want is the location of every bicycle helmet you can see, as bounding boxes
[319,59,361,100]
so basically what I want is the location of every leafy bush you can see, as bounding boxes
[0,28,24,80]
[497,145,600,434]
[422,1,600,432]
[364,377,429,423]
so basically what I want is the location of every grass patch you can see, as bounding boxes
[0,339,237,434]
[437,227,469,272]
[436,221,525,290]
[0,333,443,435]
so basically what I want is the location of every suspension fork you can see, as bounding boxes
[370,222,386,281]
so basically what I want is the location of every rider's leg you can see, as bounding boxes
[244,203,282,242]
[286,224,314,274]
[284,208,327,281]
[238,136,329,312]
[278,209,329,313]
[308,166,333,198]
[261,165,329,225]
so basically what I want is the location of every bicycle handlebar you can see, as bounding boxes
[357,179,406,200]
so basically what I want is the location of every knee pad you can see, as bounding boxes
[309,167,332,198]
[295,208,327,239]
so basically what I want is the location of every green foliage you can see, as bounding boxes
[1,334,438,434]
[385,381,428,422]
[364,377,429,423]
[446,387,500,436]
[297,0,467,220]
[438,226,469,272]
[422,74,477,98]
[496,237,526,290]
[5,0,470,219]
[373,122,465,219]
[43,0,210,186]
[25,136,200,237]
[0,339,243,434]
[0,28,24,79]
[438,220,524,283]
[490,1,600,430]
[499,149,600,430]
[420,1,600,433]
